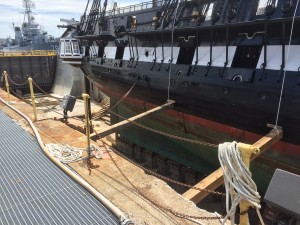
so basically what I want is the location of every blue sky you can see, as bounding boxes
[0,0,136,39]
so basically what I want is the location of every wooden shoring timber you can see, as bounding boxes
[91,100,175,138]
[182,126,283,204]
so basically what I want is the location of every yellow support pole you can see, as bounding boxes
[28,77,37,122]
[3,71,10,102]
[237,143,260,225]
[82,93,91,153]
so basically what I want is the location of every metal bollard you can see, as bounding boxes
[28,77,37,121]
[3,71,10,102]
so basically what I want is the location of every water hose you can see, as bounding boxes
[0,97,131,225]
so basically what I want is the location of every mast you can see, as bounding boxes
[23,0,35,24]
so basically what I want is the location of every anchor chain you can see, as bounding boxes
[105,138,225,196]
[98,137,223,221]
[109,110,218,148]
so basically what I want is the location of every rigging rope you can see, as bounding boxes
[167,0,181,101]
[218,142,264,225]
[275,0,300,126]
[92,81,137,120]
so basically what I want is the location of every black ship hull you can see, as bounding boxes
[60,0,300,193]
[87,58,300,146]
[84,60,300,193]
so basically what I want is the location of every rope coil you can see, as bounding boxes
[218,142,264,225]
[46,143,103,164]
[46,144,84,163]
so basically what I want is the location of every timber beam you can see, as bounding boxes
[91,100,175,138]
[182,126,283,204]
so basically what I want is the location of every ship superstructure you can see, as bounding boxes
[4,0,58,51]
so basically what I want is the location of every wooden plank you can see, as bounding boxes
[182,127,283,204]
[91,100,175,138]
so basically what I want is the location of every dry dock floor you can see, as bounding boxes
[0,89,226,225]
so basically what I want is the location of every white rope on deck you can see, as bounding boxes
[46,144,103,164]
[218,141,265,225]
[46,144,83,163]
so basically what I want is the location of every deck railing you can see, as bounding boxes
[106,0,163,16]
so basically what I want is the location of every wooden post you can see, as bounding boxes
[182,127,283,204]
[28,77,37,121]
[3,71,10,102]
[82,93,91,152]
[91,100,175,138]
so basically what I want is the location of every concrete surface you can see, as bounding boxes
[0,89,227,225]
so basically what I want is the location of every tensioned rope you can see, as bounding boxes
[82,70,218,147]
[92,80,137,120]
[167,0,181,101]
[275,0,300,126]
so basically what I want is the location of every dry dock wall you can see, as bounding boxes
[51,58,85,97]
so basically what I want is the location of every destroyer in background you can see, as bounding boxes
[3,0,59,51]
[60,0,300,211]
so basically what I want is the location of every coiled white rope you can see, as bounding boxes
[218,142,265,225]
[46,144,83,163]
[46,144,103,164]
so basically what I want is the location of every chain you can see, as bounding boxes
[109,110,218,148]
[87,158,100,175]
[98,137,223,221]
[101,137,225,196]
[83,72,217,147]
[31,80,63,100]
[32,80,82,99]
[7,76,29,86]
[9,87,26,100]
[82,73,222,194]
[29,80,85,121]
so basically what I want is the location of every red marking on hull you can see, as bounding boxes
[98,83,300,159]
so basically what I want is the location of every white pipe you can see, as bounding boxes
[0,97,130,224]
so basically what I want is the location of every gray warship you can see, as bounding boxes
[3,0,59,51]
